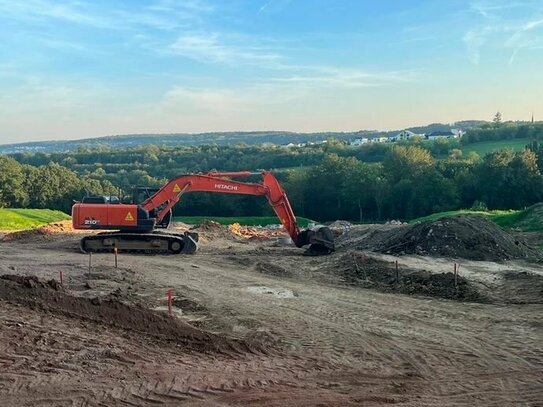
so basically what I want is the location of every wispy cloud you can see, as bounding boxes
[167,30,416,89]
[269,66,417,89]
[257,0,293,16]
[0,0,212,31]
[505,17,543,62]
[169,33,283,66]
[465,0,543,64]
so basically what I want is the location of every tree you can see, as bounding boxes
[474,149,543,209]
[493,111,502,125]
[383,145,434,184]
[0,157,27,207]
[24,163,83,212]
[343,161,381,221]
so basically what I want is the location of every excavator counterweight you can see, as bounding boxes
[72,171,335,255]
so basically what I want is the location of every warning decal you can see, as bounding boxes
[173,184,181,193]
[125,212,134,221]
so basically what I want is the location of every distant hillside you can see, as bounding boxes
[0,131,373,153]
[0,121,489,154]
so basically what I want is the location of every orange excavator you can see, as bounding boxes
[71,171,335,255]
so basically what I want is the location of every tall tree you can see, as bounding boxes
[0,157,27,207]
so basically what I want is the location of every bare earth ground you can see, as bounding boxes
[0,228,542,406]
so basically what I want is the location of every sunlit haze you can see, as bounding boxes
[1,0,542,144]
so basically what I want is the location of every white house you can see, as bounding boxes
[350,138,369,146]
[426,129,464,141]
[394,130,425,141]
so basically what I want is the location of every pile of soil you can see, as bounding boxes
[228,223,286,240]
[338,215,540,261]
[332,252,481,301]
[328,220,352,228]
[191,220,237,242]
[2,220,74,242]
[0,275,252,354]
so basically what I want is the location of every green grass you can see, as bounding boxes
[173,215,315,227]
[411,203,543,232]
[460,138,530,156]
[0,208,70,230]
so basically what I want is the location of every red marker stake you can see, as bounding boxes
[167,288,173,316]
[59,270,63,286]
[114,247,118,268]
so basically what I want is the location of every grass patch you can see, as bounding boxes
[0,208,70,230]
[173,215,315,227]
[460,138,530,156]
[411,203,543,232]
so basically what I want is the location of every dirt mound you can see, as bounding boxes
[332,253,481,301]
[228,223,286,240]
[2,220,74,242]
[0,275,253,354]
[338,215,540,261]
[328,220,352,228]
[190,220,236,241]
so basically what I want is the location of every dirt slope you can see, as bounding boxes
[338,215,540,261]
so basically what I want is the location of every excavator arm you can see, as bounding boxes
[140,171,303,246]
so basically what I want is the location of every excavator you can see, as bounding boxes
[71,171,335,255]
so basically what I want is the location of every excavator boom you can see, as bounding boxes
[72,171,335,255]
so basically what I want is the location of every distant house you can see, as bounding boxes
[350,138,369,146]
[426,129,464,140]
[394,130,424,141]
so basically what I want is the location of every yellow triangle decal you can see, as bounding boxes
[125,212,134,221]
[173,183,181,193]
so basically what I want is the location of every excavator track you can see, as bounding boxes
[80,231,199,254]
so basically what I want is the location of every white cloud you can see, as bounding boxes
[169,33,282,66]
[465,0,543,64]
[258,0,293,16]
[0,0,213,31]
[505,17,543,62]
[269,66,417,88]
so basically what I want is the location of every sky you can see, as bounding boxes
[0,0,542,144]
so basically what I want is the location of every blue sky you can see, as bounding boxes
[0,0,542,143]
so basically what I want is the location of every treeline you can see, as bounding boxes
[2,140,543,222]
[0,157,117,213]
[10,138,465,186]
[286,146,543,221]
[461,123,543,144]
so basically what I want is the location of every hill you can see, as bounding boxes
[411,203,543,232]
[460,138,530,156]
[0,121,488,154]
[0,209,70,231]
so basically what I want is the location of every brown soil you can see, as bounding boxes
[1,220,75,241]
[0,226,542,406]
[0,275,249,355]
[332,252,481,301]
[338,215,541,261]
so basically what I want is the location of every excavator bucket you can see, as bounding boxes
[181,231,199,254]
[297,226,335,256]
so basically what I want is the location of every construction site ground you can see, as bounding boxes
[0,222,542,406]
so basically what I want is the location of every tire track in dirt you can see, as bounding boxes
[1,236,542,406]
